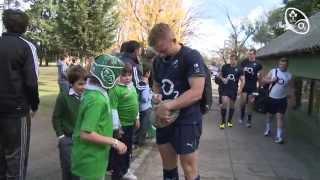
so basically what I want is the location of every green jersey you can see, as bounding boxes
[71,86,113,179]
[109,83,139,127]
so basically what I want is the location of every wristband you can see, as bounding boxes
[58,135,65,139]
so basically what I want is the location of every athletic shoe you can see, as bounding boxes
[219,123,226,129]
[227,122,233,128]
[274,137,284,144]
[238,119,243,124]
[246,123,252,128]
[123,169,137,180]
[264,129,271,137]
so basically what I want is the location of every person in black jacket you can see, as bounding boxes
[0,9,39,180]
[119,40,146,92]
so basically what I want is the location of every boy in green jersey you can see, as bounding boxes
[108,63,140,180]
[52,65,87,180]
[71,55,127,180]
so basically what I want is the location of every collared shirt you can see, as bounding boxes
[69,88,81,100]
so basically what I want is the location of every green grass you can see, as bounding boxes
[38,66,59,115]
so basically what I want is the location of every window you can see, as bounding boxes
[301,79,312,114]
[312,80,320,119]
[294,77,320,120]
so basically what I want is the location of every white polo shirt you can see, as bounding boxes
[269,68,292,99]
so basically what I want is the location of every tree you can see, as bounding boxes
[56,0,119,57]
[115,0,197,48]
[225,12,257,60]
[25,0,62,66]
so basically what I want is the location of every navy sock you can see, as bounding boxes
[248,114,252,123]
[241,106,245,119]
[241,106,246,120]
[221,108,226,124]
[163,168,179,180]
[228,108,235,122]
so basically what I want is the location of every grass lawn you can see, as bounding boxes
[38,66,59,116]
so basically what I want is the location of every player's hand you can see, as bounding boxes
[115,141,127,154]
[271,77,278,83]
[152,93,162,104]
[222,78,228,84]
[156,101,174,123]
[30,110,37,118]
[135,119,140,129]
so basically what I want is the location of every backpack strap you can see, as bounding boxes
[269,68,278,95]
[178,46,193,78]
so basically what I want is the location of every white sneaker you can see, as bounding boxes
[264,129,271,136]
[274,137,284,144]
[238,119,243,124]
[123,169,137,180]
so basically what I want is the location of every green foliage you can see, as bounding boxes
[25,0,62,65]
[25,0,119,65]
[56,0,119,57]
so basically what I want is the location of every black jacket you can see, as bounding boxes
[119,52,146,91]
[0,32,40,117]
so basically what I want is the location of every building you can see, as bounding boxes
[0,0,4,35]
[257,12,320,147]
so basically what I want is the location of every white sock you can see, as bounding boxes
[277,128,283,139]
[265,118,271,131]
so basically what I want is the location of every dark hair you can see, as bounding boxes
[249,48,257,54]
[122,40,141,54]
[120,41,128,53]
[3,9,29,34]
[121,63,133,75]
[143,64,151,76]
[148,23,174,47]
[279,57,289,64]
[67,65,87,85]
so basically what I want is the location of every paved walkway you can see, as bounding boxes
[135,89,320,180]
[26,88,320,180]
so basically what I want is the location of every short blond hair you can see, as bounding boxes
[148,23,175,47]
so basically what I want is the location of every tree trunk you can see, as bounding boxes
[45,57,49,66]
[39,57,43,66]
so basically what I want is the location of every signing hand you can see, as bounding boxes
[152,94,162,104]
[156,101,174,124]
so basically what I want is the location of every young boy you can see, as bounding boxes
[134,64,153,146]
[71,54,127,180]
[108,63,140,180]
[52,65,87,180]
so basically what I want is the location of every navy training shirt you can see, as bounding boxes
[221,64,243,92]
[240,59,263,91]
[153,45,206,125]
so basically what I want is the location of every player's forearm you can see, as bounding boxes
[80,131,116,146]
[167,88,203,111]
